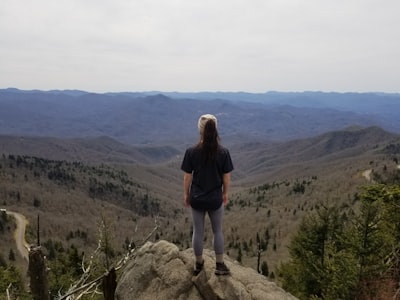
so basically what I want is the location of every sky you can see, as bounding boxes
[1,0,399,93]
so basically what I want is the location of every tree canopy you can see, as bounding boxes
[279,184,400,300]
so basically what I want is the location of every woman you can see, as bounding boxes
[181,114,234,276]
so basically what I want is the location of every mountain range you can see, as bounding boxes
[1,88,400,146]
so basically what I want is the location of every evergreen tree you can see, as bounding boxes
[261,261,269,276]
[0,254,7,268]
[382,185,400,296]
[0,265,28,299]
[237,246,242,263]
[279,205,357,300]
[350,185,400,298]
[9,248,15,261]
[98,212,115,271]
[279,185,400,299]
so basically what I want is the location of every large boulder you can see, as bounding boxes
[116,240,297,300]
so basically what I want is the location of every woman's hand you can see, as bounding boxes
[223,192,228,206]
[222,172,230,206]
[184,193,190,207]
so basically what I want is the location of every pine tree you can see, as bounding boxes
[350,185,400,298]
[278,205,357,300]
[279,185,400,299]
[261,261,269,276]
[9,249,15,261]
[98,212,115,271]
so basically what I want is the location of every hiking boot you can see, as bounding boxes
[215,262,230,275]
[193,260,204,276]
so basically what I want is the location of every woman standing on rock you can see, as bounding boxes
[181,114,233,276]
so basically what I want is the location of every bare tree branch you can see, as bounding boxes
[6,283,12,300]
[57,217,159,300]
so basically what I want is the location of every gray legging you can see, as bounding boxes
[191,205,224,256]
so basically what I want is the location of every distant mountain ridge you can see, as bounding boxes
[0,135,180,164]
[2,88,399,146]
[232,126,400,176]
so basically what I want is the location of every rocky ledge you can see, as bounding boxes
[116,240,297,300]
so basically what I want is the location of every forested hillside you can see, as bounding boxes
[1,126,400,298]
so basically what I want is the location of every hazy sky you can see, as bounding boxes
[1,0,399,93]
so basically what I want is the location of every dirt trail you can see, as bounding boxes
[6,211,29,261]
[362,169,372,181]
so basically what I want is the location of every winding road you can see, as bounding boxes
[6,211,29,261]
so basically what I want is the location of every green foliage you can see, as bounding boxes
[47,167,76,183]
[237,246,242,263]
[0,211,6,223]
[8,249,15,261]
[350,186,391,286]
[292,181,306,194]
[261,261,269,276]
[0,254,6,268]
[98,212,116,270]
[278,184,400,300]
[33,196,41,207]
[279,205,357,299]
[44,241,84,297]
[0,211,7,233]
[0,265,29,299]
[43,213,119,299]
[352,184,400,299]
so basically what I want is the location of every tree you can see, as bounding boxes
[256,232,267,273]
[9,249,15,261]
[237,246,242,263]
[55,217,159,300]
[33,197,41,207]
[350,185,400,299]
[279,185,400,300]
[278,205,357,300]
[0,254,7,268]
[383,185,400,298]
[0,265,28,299]
[261,261,269,276]
[1,210,7,222]
[98,212,116,271]
[29,247,51,300]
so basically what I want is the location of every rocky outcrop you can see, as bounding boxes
[116,240,297,300]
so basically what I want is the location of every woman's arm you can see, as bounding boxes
[183,172,192,207]
[222,172,231,205]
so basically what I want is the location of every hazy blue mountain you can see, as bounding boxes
[1,89,399,145]
[142,91,400,129]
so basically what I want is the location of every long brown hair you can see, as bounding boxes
[197,119,220,164]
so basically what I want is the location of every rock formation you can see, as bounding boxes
[116,240,298,300]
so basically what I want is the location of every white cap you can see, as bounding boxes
[197,114,217,135]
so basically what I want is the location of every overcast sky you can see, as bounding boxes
[1,0,399,93]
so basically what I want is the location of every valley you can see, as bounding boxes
[1,125,399,282]
[1,89,400,297]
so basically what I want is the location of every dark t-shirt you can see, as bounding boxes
[181,145,234,211]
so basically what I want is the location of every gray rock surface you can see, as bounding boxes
[116,240,298,300]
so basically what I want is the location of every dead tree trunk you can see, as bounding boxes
[28,247,50,300]
[102,267,117,300]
